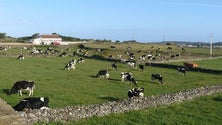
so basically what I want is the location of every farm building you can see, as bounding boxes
[29,34,62,45]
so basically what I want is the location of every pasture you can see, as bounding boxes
[0,42,221,124]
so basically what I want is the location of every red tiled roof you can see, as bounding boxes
[40,34,61,38]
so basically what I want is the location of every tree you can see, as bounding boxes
[32,33,40,38]
[0,32,6,39]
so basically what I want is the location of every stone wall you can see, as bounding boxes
[0,98,29,125]
[21,84,222,124]
[147,62,222,74]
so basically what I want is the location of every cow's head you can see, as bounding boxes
[9,85,17,94]
[13,100,28,111]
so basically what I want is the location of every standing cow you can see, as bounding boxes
[178,67,186,76]
[121,72,138,86]
[96,70,110,79]
[112,63,117,71]
[9,80,35,96]
[151,73,163,84]
[139,64,145,72]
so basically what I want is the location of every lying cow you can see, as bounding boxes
[9,80,35,96]
[96,70,109,79]
[13,97,49,111]
[64,63,75,70]
[128,87,144,98]
[178,67,186,76]
[151,73,163,84]
[121,72,138,86]
[17,55,25,60]
[77,58,85,63]
[64,59,77,70]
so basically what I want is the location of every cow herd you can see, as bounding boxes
[8,80,49,111]
[3,44,188,111]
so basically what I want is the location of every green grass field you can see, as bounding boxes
[0,43,221,124]
[67,92,222,125]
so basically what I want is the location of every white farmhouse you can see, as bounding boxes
[30,34,62,45]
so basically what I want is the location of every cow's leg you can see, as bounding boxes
[19,90,22,96]
[106,74,109,79]
[29,88,33,96]
[31,88,34,95]
[28,89,31,96]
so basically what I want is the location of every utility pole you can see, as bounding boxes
[162,35,165,42]
[210,34,213,56]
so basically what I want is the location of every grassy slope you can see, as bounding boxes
[0,43,221,124]
[0,56,221,108]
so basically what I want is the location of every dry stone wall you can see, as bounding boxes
[21,84,222,124]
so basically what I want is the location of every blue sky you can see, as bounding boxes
[1,0,222,42]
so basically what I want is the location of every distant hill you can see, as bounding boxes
[157,41,222,47]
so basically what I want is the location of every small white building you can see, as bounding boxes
[30,34,62,45]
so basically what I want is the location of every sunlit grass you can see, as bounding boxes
[0,43,221,125]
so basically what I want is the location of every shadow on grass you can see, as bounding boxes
[89,75,97,78]
[213,97,222,102]
[98,96,119,101]
[109,78,120,82]
[2,89,10,95]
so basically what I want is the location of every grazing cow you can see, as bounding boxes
[13,97,49,111]
[17,55,25,60]
[139,64,144,72]
[178,67,186,75]
[96,70,109,79]
[127,61,136,68]
[128,87,144,98]
[9,80,35,96]
[121,72,138,86]
[112,63,117,71]
[151,73,163,84]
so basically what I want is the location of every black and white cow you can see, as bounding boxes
[151,73,163,84]
[17,55,25,60]
[139,64,144,72]
[96,70,109,79]
[112,63,117,71]
[59,52,67,57]
[128,87,144,98]
[13,97,49,111]
[127,61,136,68]
[9,80,35,96]
[121,72,138,86]
[178,67,186,76]
[64,59,77,70]
[77,58,85,63]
